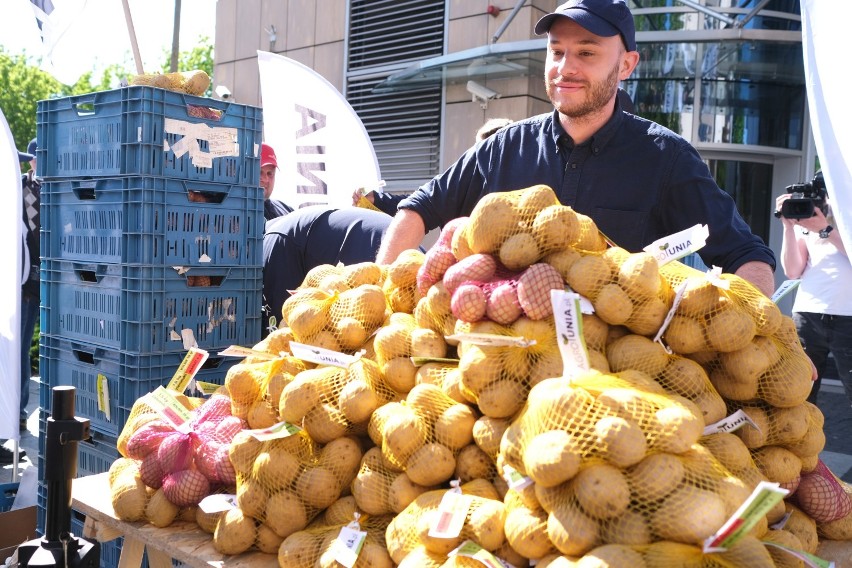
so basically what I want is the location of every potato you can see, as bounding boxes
[663,314,706,354]
[388,472,429,514]
[287,302,329,341]
[618,252,661,298]
[547,501,600,557]
[574,213,607,252]
[213,508,256,555]
[237,479,269,519]
[704,305,756,352]
[467,193,520,254]
[476,378,526,419]
[196,508,223,534]
[783,503,818,554]
[735,405,770,449]
[383,356,418,393]
[454,444,494,483]
[533,204,580,253]
[452,283,488,322]
[253,446,302,491]
[486,281,524,325]
[701,432,753,472]
[505,503,555,559]
[752,446,802,485]
[382,407,428,466]
[651,403,703,454]
[522,430,582,488]
[720,339,773,384]
[111,474,148,522]
[500,231,541,270]
[593,283,633,325]
[651,485,727,544]
[433,403,477,450]
[762,529,805,568]
[628,452,685,503]
[468,498,507,551]
[405,442,456,486]
[256,523,286,554]
[443,253,498,294]
[303,403,349,444]
[580,544,647,568]
[295,466,341,509]
[278,531,321,568]
[677,280,722,317]
[594,415,647,468]
[473,416,511,459]
[626,295,668,336]
[606,334,669,375]
[266,490,308,538]
[710,365,759,401]
[572,463,630,520]
[599,507,652,546]
[517,262,565,320]
[337,379,380,424]
[566,255,611,299]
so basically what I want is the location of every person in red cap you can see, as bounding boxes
[260,142,294,221]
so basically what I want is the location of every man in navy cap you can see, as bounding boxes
[376,0,775,297]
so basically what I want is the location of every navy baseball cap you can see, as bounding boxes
[535,0,637,52]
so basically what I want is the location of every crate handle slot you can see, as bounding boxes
[186,275,225,287]
[72,349,97,365]
[201,356,224,370]
[71,99,97,117]
[187,189,227,204]
[72,181,100,200]
[75,269,101,283]
[186,103,224,122]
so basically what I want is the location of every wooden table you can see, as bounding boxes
[71,473,277,568]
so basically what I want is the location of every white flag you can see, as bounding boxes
[802,0,851,251]
[257,51,381,209]
[30,0,90,85]
[0,107,23,440]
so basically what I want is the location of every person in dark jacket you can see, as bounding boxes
[261,206,391,336]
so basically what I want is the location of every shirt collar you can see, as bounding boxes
[549,96,627,153]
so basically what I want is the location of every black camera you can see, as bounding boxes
[775,170,827,220]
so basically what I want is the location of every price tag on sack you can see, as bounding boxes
[449,540,514,568]
[501,464,533,491]
[704,480,788,553]
[429,482,472,539]
[198,493,238,514]
[248,420,303,442]
[167,347,209,393]
[332,516,367,568]
[643,224,709,265]
[763,541,834,568]
[145,386,194,433]
[289,341,363,368]
[702,409,759,436]
[218,345,283,361]
[551,289,589,377]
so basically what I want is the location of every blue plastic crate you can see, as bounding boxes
[38,337,239,437]
[0,482,18,512]
[36,86,262,185]
[40,261,262,353]
[40,176,263,266]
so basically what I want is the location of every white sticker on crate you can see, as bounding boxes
[163,118,239,168]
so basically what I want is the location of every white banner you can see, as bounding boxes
[0,107,23,440]
[802,0,851,252]
[257,51,381,210]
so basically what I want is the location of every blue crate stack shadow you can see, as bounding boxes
[34,86,264,565]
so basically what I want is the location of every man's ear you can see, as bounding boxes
[620,50,640,80]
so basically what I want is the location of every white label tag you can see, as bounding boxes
[289,341,362,368]
[704,481,788,553]
[449,540,514,568]
[429,487,472,539]
[332,525,367,568]
[772,279,801,303]
[502,464,534,491]
[702,409,759,436]
[218,345,283,360]
[445,333,536,348]
[551,290,589,377]
[198,493,238,513]
[644,224,709,265]
[247,421,303,442]
[763,542,834,568]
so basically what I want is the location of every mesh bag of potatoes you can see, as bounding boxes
[277,513,395,568]
[565,247,676,337]
[222,430,363,554]
[384,479,508,564]
[453,185,607,268]
[224,355,308,429]
[367,383,480,488]
[281,272,389,353]
[383,249,426,313]
[279,358,399,444]
[111,392,244,526]
[605,333,728,427]
[372,312,451,394]
[352,446,436,517]
[455,316,562,420]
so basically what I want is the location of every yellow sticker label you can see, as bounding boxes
[167,347,209,393]
[96,373,111,421]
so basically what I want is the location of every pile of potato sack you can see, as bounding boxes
[108,185,852,568]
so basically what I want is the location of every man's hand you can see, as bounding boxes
[733,261,775,298]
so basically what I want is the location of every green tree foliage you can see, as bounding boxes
[159,35,214,96]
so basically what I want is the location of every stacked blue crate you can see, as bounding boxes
[35,87,264,552]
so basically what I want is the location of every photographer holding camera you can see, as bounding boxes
[776,170,852,405]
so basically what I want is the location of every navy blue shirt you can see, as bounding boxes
[400,106,775,274]
[264,198,294,221]
[262,206,391,336]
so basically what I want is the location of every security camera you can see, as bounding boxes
[215,85,232,100]
[466,80,500,108]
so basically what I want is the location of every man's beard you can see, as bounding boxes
[547,61,621,118]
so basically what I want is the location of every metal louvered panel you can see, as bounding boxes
[347,0,445,190]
